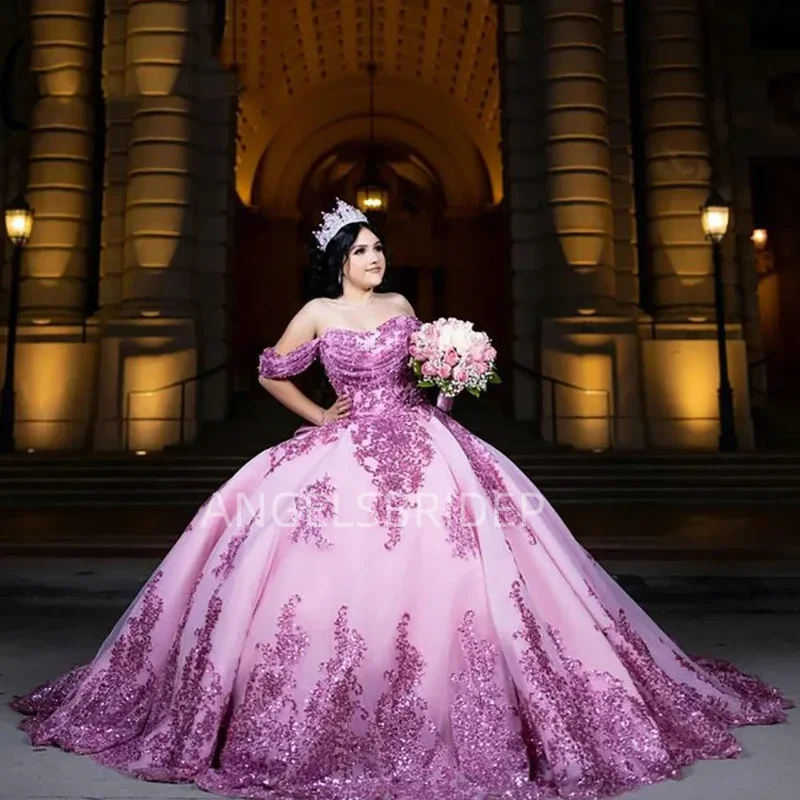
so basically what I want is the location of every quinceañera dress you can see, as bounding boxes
[11,313,794,800]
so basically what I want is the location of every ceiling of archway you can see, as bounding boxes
[223,0,501,210]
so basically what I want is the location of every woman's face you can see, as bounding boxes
[342,226,386,290]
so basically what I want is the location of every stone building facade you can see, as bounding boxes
[1,0,799,452]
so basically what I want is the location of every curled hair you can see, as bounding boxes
[304,220,392,301]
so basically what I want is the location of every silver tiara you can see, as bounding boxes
[312,198,368,251]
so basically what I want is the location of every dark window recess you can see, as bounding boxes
[750,1,800,50]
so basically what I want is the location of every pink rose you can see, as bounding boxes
[474,361,488,375]
[483,345,496,362]
[438,363,452,379]
[421,361,437,377]
[453,367,469,383]
[467,344,484,362]
[444,348,459,367]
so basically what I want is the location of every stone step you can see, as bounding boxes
[2,451,800,506]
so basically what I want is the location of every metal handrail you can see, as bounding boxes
[124,360,231,450]
[508,359,614,448]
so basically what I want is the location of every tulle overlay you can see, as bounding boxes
[11,314,794,800]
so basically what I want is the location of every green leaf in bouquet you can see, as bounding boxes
[488,371,502,384]
[467,387,482,398]
[417,379,436,388]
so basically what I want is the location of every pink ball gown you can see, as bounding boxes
[10,313,794,800]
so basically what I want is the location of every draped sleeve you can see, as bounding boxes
[257,337,321,379]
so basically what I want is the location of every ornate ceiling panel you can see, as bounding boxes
[227,0,499,131]
[223,0,501,208]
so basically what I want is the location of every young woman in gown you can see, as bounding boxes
[10,200,794,800]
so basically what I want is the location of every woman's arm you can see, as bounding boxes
[258,301,350,426]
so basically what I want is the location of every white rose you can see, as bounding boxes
[452,326,474,354]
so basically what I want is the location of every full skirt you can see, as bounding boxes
[9,409,795,799]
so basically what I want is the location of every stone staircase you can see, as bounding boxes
[2,439,800,509]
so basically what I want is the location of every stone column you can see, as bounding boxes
[99,0,131,313]
[95,0,239,450]
[95,0,200,450]
[123,0,196,316]
[23,0,94,320]
[608,0,638,316]
[502,0,644,449]
[641,0,713,320]
[635,0,753,448]
[1,0,101,450]
[543,0,616,317]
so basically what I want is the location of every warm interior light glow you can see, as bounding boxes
[135,450,148,456]
[700,193,730,243]
[5,197,34,245]
[356,185,389,213]
[751,228,768,250]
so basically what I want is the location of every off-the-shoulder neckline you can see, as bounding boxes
[318,313,419,340]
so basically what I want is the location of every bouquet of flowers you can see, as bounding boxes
[408,317,501,412]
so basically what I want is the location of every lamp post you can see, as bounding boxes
[700,190,738,451]
[1,195,34,452]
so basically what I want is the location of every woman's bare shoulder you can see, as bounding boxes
[382,292,416,316]
[271,299,325,354]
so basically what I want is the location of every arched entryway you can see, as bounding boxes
[222,0,510,400]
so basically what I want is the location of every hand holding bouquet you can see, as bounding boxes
[408,317,501,412]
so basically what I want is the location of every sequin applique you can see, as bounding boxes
[258,338,320,380]
[211,511,262,580]
[286,474,337,549]
[12,572,165,752]
[349,413,435,549]
[449,611,529,785]
[441,414,538,546]
[317,315,436,550]
[443,488,480,559]
[212,595,310,782]
[262,422,342,480]
[509,580,682,796]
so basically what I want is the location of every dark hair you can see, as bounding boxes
[304,220,392,300]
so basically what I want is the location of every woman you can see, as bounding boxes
[10,199,794,800]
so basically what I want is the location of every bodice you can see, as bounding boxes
[258,314,428,418]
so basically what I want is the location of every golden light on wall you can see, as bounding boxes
[542,345,613,451]
[123,349,197,451]
[641,338,748,449]
[14,341,95,450]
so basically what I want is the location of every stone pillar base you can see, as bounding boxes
[93,316,198,452]
[639,321,754,450]
[0,322,99,450]
[540,316,645,451]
